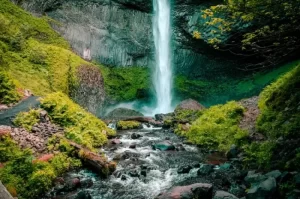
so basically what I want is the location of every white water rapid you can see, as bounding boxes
[153,0,173,114]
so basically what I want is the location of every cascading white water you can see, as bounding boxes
[153,0,173,114]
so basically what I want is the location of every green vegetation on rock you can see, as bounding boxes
[183,101,247,151]
[0,135,80,199]
[0,0,94,97]
[0,71,21,104]
[41,92,115,150]
[257,65,300,138]
[100,66,151,102]
[14,109,40,131]
[117,121,141,130]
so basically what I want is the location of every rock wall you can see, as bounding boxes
[17,0,241,78]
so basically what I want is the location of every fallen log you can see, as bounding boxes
[55,134,116,177]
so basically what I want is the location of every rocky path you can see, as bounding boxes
[0,96,40,125]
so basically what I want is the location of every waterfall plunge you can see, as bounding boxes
[153,0,173,114]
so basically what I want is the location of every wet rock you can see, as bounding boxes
[265,170,282,180]
[106,108,143,119]
[131,133,142,139]
[74,190,92,199]
[198,164,214,176]
[141,170,147,177]
[121,175,127,181]
[128,169,140,177]
[63,178,81,191]
[175,144,186,151]
[152,141,175,151]
[246,177,276,199]
[214,190,238,199]
[175,99,206,112]
[244,172,267,185]
[219,163,233,170]
[111,139,122,145]
[193,163,200,168]
[80,178,93,188]
[129,144,136,149]
[156,183,213,199]
[178,165,193,174]
[226,145,239,159]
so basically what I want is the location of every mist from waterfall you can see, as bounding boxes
[153,0,173,114]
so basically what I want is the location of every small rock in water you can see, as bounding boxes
[80,178,93,188]
[128,169,140,177]
[141,170,147,177]
[152,141,175,151]
[246,177,276,199]
[219,162,233,170]
[198,164,214,176]
[74,190,92,199]
[111,139,122,145]
[214,190,238,199]
[121,175,127,181]
[131,133,142,139]
[129,144,136,149]
[178,165,193,174]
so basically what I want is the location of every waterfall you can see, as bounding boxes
[153,0,173,114]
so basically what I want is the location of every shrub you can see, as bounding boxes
[117,121,141,130]
[257,65,300,138]
[185,101,247,151]
[0,71,21,104]
[14,109,40,131]
[41,92,115,149]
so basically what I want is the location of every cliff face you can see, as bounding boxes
[17,0,238,78]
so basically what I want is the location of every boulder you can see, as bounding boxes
[246,177,276,199]
[156,183,213,199]
[0,181,14,199]
[152,141,175,151]
[178,165,193,174]
[106,108,143,119]
[244,172,267,185]
[198,164,214,176]
[0,126,11,137]
[131,133,142,139]
[175,99,205,112]
[80,178,93,188]
[214,190,238,199]
[73,190,92,199]
[265,170,281,180]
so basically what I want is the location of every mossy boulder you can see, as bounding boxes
[182,101,248,151]
[117,121,142,130]
[40,92,115,150]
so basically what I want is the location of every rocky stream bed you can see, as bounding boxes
[42,124,292,199]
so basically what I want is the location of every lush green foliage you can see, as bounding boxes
[100,65,151,102]
[0,71,21,104]
[243,141,275,169]
[14,109,40,131]
[117,121,141,130]
[0,135,81,199]
[184,101,247,151]
[193,0,300,68]
[257,65,300,138]
[0,0,92,96]
[41,92,115,149]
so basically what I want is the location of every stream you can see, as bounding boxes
[46,125,220,199]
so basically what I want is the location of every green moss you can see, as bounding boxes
[0,0,93,97]
[184,101,247,151]
[117,121,141,130]
[243,141,275,169]
[41,92,115,149]
[100,65,151,102]
[49,153,81,176]
[174,109,203,123]
[0,71,21,104]
[14,109,40,131]
[0,136,81,199]
[257,65,300,138]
